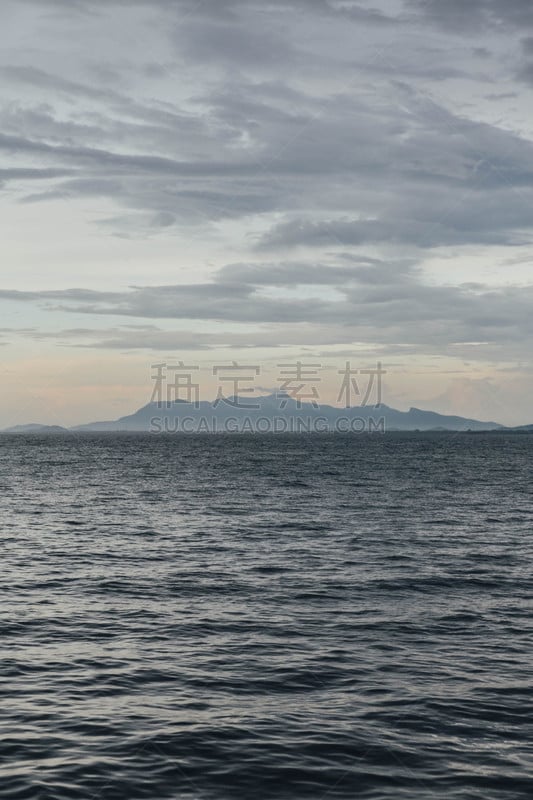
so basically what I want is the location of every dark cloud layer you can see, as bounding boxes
[2,261,533,360]
[1,0,533,367]
[410,0,533,31]
[2,1,533,244]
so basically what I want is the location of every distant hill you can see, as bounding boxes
[64,394,505,433]
[2,395,519,434]
[508,423,533,432]
[3,424,69,434]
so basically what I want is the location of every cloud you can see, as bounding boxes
[257,204,533,250]
[2,92,532,256]
[1,0,533,395]
[3,59,533,249]
[409,0,533,31]
[0,167,73,182]
[1,0,532,252]
[216,260,393,286]
[15,0,400,24]
[17,325,214,350]
[2,267,533,360]
[516,37,533,86]
[4,321,383,351]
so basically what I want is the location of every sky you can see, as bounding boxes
[1,0,533,427]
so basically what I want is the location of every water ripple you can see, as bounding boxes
[0,432,532,799]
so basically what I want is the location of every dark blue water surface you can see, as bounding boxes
[1,432,532,799]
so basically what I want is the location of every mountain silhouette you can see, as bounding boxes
[64,394,505,432]
[3,394,518,433]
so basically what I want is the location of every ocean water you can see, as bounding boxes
[1,432,532,800]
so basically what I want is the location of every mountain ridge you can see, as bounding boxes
[1,394,514,433]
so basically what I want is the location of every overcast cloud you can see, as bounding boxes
[1,0,532,423]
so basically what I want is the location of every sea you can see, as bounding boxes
[1,432,532,799]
